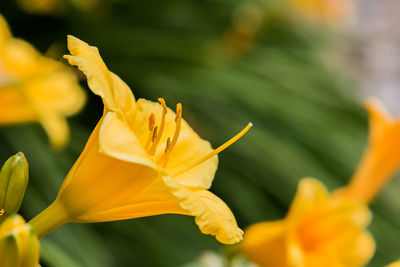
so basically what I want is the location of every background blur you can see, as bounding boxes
[1,0,400,266]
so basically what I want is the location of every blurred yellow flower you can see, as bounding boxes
[30,35,251,244]
[242,99,400,267]
[0,214,40,267]
[17,0,100,15]
[340,99,400,203]
[288,0,355,22]
[387,260,400,267]
[0,15,86,148]
[242,179,374,267]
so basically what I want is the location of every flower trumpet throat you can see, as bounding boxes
[29,35,252,244]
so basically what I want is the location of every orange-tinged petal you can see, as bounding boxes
[75,178,186,221]
[341,99,400,203]
[162,176,243,244]
[243,178,375,267]
[64,35,135,113]
[242,220,287,267]
[337,232,375,267]
[286,178,329,224]
[55,117,159,221]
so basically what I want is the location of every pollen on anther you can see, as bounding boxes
[152,126,158,142]
[148,113,155,131]
[165,137,171,153]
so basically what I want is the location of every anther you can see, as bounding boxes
[158,104,183,167]
[149,98,167,155]
[152,126,158,143]
[145,113,156,148]
[165,138,171,153]
[171,122,253,176]
[0,209,4,216]
[169,103,182,151]
[148,113,155,131]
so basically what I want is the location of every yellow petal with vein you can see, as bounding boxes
[64,35,135,113]
[162,176,243,244]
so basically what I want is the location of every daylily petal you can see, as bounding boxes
[75,178,186,221]
[162,176,243,244]
[341,99,400,203]
[132,98,217,189]
[286,178,329,224]
[242,220,287,267]
[25,70,86,116]
[39,114,69,149]
[99,111,156,169]
[64,35,135,113]
[57,118,159,220]
[0,87,36,123]
[337,231,375,267]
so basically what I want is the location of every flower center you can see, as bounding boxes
[144,97,252,175]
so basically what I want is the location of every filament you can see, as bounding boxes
[170,122,253,176]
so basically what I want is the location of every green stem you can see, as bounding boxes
[28,201,71,238]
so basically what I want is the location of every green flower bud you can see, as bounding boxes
[0,152,29,222]
[0,214,40,267]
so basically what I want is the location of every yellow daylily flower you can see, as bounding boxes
[29,35,251,244]
[0,14,86,148]
[242,99,400,267]
[243,179,375,267]
[0,214,40,267]
[288,0,355,22]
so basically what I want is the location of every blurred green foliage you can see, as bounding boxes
[1,0,400,266]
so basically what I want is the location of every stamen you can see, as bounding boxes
[169,103,182,151]
[152,126,158,143]
[148,113,156,131]
[170,123,253,177]
[165,138,171,153]
[149,98,167,155]
[0,209,4,216]
[158,103,183,167]
[145,113,156,148]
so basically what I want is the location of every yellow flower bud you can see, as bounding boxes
[0,152,29,222]
[0,214,39,267]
